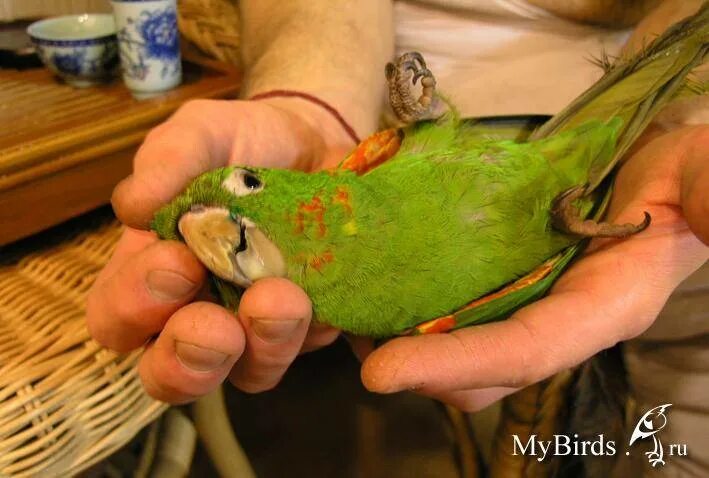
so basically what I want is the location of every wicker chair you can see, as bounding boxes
[0,1,245,476]
[0,222,164,476]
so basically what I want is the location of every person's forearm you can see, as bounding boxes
[238,1,394,139]
[623,0,706,54]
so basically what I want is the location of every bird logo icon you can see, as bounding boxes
[629,404,672,467]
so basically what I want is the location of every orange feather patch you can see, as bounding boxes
[412,258,558,335]
[339,128,403,175]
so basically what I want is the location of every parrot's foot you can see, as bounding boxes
[386,51,437,124]
[551,186,651,238]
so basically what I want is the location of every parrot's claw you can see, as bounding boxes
[551,186,651,238]
[411,68,434,85]
[386,51,438,124]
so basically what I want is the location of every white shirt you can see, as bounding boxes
[395,0,631,116]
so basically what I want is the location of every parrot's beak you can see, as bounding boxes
[178,206,286,287]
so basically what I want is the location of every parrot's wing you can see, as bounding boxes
[408,177,614,334]
[410,244,581,334]
[531,2,709,192]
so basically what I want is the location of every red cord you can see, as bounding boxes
[249,90,361,144]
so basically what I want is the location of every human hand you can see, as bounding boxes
[86,98,349,403]
[358,125,709,411]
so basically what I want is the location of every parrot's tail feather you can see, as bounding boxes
[531,2,709,192]
[679,75,708,97]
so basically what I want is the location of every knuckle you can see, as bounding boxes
[497,322,539,388]
[142,120,181,147]
[102,287,142,329]
[85,287,146,353]
[85,289,110,346]
[85,284,130,352]
[173,99,219,122]
[618,310,656,341]
[145,119,172,139]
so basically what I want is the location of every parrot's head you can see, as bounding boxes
[152,165,354,288]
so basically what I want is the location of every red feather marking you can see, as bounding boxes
[294,196,328,237]
[309,250,335,271]
[332,186,353,215]
[339,128,403,175]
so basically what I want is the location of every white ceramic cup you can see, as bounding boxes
[110,0,182,97]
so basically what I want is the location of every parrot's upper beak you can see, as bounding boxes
[178,206,286,287]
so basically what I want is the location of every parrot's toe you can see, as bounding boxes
[387,51,438,125]
[551,185,651,238]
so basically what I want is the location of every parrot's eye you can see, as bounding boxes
[223,168,264,196]
[243,172,262,190]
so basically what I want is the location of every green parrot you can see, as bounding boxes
[153,5,708,338]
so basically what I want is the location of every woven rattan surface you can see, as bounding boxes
[177,0,241,67]
[0,218,166,477]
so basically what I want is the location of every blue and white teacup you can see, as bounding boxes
[27,14,119,88]
[110,0,182,97]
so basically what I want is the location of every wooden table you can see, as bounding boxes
[0,58,240,246]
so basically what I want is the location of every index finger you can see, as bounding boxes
[112,98,328,230]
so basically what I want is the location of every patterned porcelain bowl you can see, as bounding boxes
[27,14,119,87]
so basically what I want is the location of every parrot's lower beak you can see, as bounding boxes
[177,206,286,287]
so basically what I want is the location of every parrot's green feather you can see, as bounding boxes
[531,2,709,190]
[153,4,708,337]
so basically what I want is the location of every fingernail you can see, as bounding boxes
[251,317,303,343]
[146,270,198,302]
[175,341,229,372]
